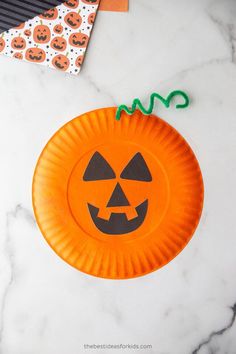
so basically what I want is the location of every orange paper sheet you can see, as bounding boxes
[99,0,128,12]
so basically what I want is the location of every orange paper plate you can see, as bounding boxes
[32,108,204,279]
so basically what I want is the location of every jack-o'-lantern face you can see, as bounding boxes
[25,47,46,62]
[69,32,88,47]
[13,52,23,60]
[64,0,79,9]
[33,24,51,43]
[51,36,67,51]
[81,0,99,4]
[82,151,152,234]
[88,13,95,25]
[24,29,31,37]
[0,36,5,52]
[52,54,70,71]
[11,36,26,50]
[54,24,63,34]
[68,143,164,238]
[65,11,82,29]
[40,8,58,20]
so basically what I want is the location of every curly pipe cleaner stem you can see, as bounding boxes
[115,90,190,121]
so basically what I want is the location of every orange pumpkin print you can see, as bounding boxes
[64,11,82,29]
[88,13,95,25]
[25,47,46,62]
[24,29,31,37]
[40,8,58,20]
[52,54,70,71]
[33,108,204,279]
[53,24,63,34]
[0,35,5,53]
[69,32,89,47]
[33,22,51,43]
[11,36,26,50]
[13,52,23,60]
[1,0,100,74]
[64,0,79,8]
[75,55,84,67]
[51,36,67,52]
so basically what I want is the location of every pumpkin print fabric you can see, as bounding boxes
[32,108,204,279]
[0,1,100,75]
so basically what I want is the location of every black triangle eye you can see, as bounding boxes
[83,152,116,181]
[120,153,152,182]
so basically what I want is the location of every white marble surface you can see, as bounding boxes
[0,0,236,353]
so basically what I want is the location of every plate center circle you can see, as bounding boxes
[67,141,170,242]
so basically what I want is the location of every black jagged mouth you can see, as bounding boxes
[37,35,47,41]
[54,61,65,69]
[67,19,78,27]
[53,44,64,50]
[29,55,42,61]
[88,200,148,235]
[66,2,76,6]
[72,40,86,46]
[13,44,24,49]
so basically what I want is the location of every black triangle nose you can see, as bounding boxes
[107,183,130,207]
